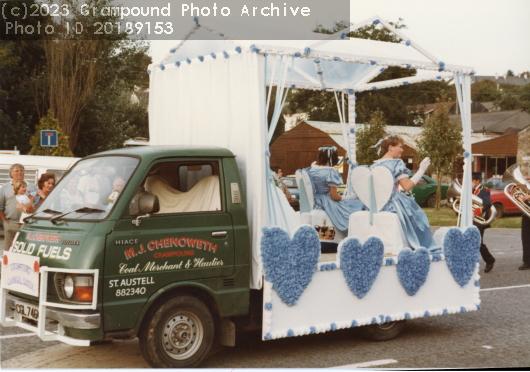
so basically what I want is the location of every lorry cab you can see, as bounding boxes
[2,146,251,367]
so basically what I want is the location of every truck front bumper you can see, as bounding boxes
[6,293,101,329]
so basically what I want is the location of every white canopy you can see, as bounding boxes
[148,16,475,289]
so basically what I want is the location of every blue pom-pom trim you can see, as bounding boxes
[341,32,346,39]
[380,67,385,72]
[317,71,323,75]
[159,64,165,71]
[379,315,385,324]
[385,315,391,323]
[235,46,242,53]
[193,16,199,24]
[210,53,216,59]
[424,311,429,317]
[353,96,357,100]
[476,305,481,310]
[223,51,229,59]
[463,151,470,158]
[439,61,445,68]
[147,69,151,74]
[331,323,337,331]
[314,59,320,64]
[170,48,176,53]
[372,86,377,90]
[474,280,480,287]
[443,309,448,315]
[175,61,181,67]
[373,19,380,25]
[350,128,355,134]
[405,312,411,319]
[349,89,354,95]
[405,40,411,46]
[385,258,394,266]
[250,44,260,53]
[460,306,466,313]
[310,326,316,334]
[351,320,358,327]
[198,55,204,62]
[265,150,271,157]
[437,76,442,80]
[403,81,409,85]
[264,302,272,311]
[334,57,340,61]
[371,317,377,324]
[471,129,474,133]
[439,67,445,72]
[264,333,271,340]
[304,47,311,54]
[371,60,377,65]
[320,263,337,271]
[294,52,301,57]
[287,329,294,337]
[432,253,442,262]
[186,58,191,64]
[354,113,357,118]
[406,64,411,69]
[291,84,296,89]
[471,70,476,75]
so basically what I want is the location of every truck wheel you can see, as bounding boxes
[139,296,214,368]
[362,320,406,341]
[493,203,504,219]
[427,194,437,208]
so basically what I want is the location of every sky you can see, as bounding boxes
[149,0,530,76]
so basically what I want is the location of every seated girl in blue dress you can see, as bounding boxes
[308,147,365,236]
[370,134,440,253]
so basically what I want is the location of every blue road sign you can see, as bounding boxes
[41,130,58,147]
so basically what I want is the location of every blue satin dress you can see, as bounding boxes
[370,159,440,253]
[308,164,365,236]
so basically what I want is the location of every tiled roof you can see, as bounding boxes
[472,75,530,86]
[449,110,530,134]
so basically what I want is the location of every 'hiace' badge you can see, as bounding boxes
[231,183,241,204]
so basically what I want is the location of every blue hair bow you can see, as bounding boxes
[370,134,397,155]
[319,146,337,166]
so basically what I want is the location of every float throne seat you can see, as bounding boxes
[348,211,409,257]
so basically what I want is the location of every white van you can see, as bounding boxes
[0,154,80,188]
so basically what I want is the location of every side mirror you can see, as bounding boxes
[139,195,160,214]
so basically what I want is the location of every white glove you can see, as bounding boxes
[341,191,358,200]
[419,157,431,172]
[410,157,430,185]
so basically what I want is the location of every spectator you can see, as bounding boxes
[270,165,292,201]
[34,173,56,208]
[0,164,38,255]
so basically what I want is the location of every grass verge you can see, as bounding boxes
[423,207,522,229]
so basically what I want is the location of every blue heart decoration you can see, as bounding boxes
[397,248,431,295]
[339,236,384,299]
[443,226,481,287]
[261,225,320,306]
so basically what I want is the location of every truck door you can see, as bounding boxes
[102,158,235,331]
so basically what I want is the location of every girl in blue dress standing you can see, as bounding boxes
[370,134,440,253]
[308,147,365,236]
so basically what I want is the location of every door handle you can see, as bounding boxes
[211,231,228,238]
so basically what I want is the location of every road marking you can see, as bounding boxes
[0,333,37,339]
[482,345,494,349]
[480,284,530,292]
[331,359,398,368]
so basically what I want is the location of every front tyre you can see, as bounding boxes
[139,296,214,368]
[362,320,406,341]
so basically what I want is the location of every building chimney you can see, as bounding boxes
[495,73,498,80]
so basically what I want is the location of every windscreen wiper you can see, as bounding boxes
[50,207,105,224]
[23,209,62,223]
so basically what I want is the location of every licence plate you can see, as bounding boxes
[14,301,39,321]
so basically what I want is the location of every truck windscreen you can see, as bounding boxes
[34,156,139,221]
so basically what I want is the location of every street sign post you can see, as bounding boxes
[41,130,58,156]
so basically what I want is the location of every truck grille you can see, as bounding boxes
[223,278,234,287]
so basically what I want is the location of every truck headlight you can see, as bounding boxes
[64,275,74,299]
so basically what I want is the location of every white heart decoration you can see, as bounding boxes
[350,166,394,212]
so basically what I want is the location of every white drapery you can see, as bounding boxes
[454,72,473,229]
[149,51,267,289]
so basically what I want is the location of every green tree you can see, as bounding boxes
[28,110,74,157]
[471,80,500,102]
[415,96,462,210]
[356,110,387,166]
[506,70,515,76]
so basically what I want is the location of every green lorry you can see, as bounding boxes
[2,146,259,368]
